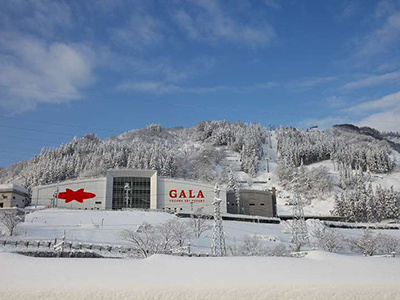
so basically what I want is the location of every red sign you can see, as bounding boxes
[57,188,96,203]
[169,190,205,203]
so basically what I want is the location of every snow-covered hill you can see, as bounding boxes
[1,121,400,218]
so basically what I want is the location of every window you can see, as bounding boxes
[249,203,255,206]
[95,201,102,204]
[0,203,3,208]
[13,196,15,199]
[112,176,151,209]
[260,203,265,206]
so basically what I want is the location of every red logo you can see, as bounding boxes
[169,190,205,199]
[57,188,96,203]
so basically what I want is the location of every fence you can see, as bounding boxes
[0,238,208,258]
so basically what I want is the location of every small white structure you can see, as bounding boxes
[32,169,226,214]
[0,183,30,208]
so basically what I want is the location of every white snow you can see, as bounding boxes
[1,250,400,299]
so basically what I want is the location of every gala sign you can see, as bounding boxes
[168,189,205,203]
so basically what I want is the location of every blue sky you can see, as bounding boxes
[1,0,400,167]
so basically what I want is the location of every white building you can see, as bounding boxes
[32,169,225,213]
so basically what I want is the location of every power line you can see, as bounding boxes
[0,124,78,137]
[0,116,121,134]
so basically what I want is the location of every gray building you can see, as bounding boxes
[0,184,30,208]
[226,188,277,217]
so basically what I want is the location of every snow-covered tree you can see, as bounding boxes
[0,211,24,236]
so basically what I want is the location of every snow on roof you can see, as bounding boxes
[0,183,30,195]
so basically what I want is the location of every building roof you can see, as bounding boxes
[0,183,30,195]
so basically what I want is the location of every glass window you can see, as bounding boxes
[112,176,151,209]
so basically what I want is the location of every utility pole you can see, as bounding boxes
[55,182,59,208]
[211,183,226,256]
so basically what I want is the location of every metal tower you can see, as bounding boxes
[291,193,309,250]
[211,183,226,256]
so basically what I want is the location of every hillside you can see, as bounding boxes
[1,121,399,217]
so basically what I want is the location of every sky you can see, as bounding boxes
[1,0,400,168]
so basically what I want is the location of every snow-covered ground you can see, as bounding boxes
[1,250,400,300]
[3,208,400,253]
[2,209,290,253]
[2,209,400,299]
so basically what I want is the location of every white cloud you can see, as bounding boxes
[289,76,339,89]
[346,90,400,113]
[357,11,400,56]
[111,13,164,50]
[300,116,351,129]
[116,81,232,94]
[0,33,94,113]
[341,70,400,90]
[0,0,72,38]
[357,108,400,132]
[305,90,400,132]
[116,80,277,95]
[172,1,275,46]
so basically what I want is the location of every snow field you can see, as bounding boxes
[1,250,400,300]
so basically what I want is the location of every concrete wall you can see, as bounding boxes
[0,184,30,208]
[32,178,107,210]
[0,191,28,208]
[227,189,276,217]
[158,178,226,214]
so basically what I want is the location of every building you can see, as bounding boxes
[0,184,30,208]
[31,169,277,217]
[226,188,277,217]
[32,169,225,214]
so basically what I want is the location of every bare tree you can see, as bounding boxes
[0,211,24,236]
[237,235,266,256]
[120,222,161,258]
[376,233,399,255]
[313,227,344,252]
[348,229,379,256]
[157,219,177,251]
[188,210,212,239]
[170,219,192,247]
[266,243,290,257]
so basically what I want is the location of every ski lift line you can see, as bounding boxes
[0,148,44,156]
[0,124,77,137]
[0,116,121,134]
[0,84,83,97]
[0,134,60,145]
[0,151,33,159]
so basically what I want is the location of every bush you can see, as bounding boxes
[313,227,344,252]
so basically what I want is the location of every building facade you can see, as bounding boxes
[0,184,30,208]
[226,189,277,217]
[32,169,225,214]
